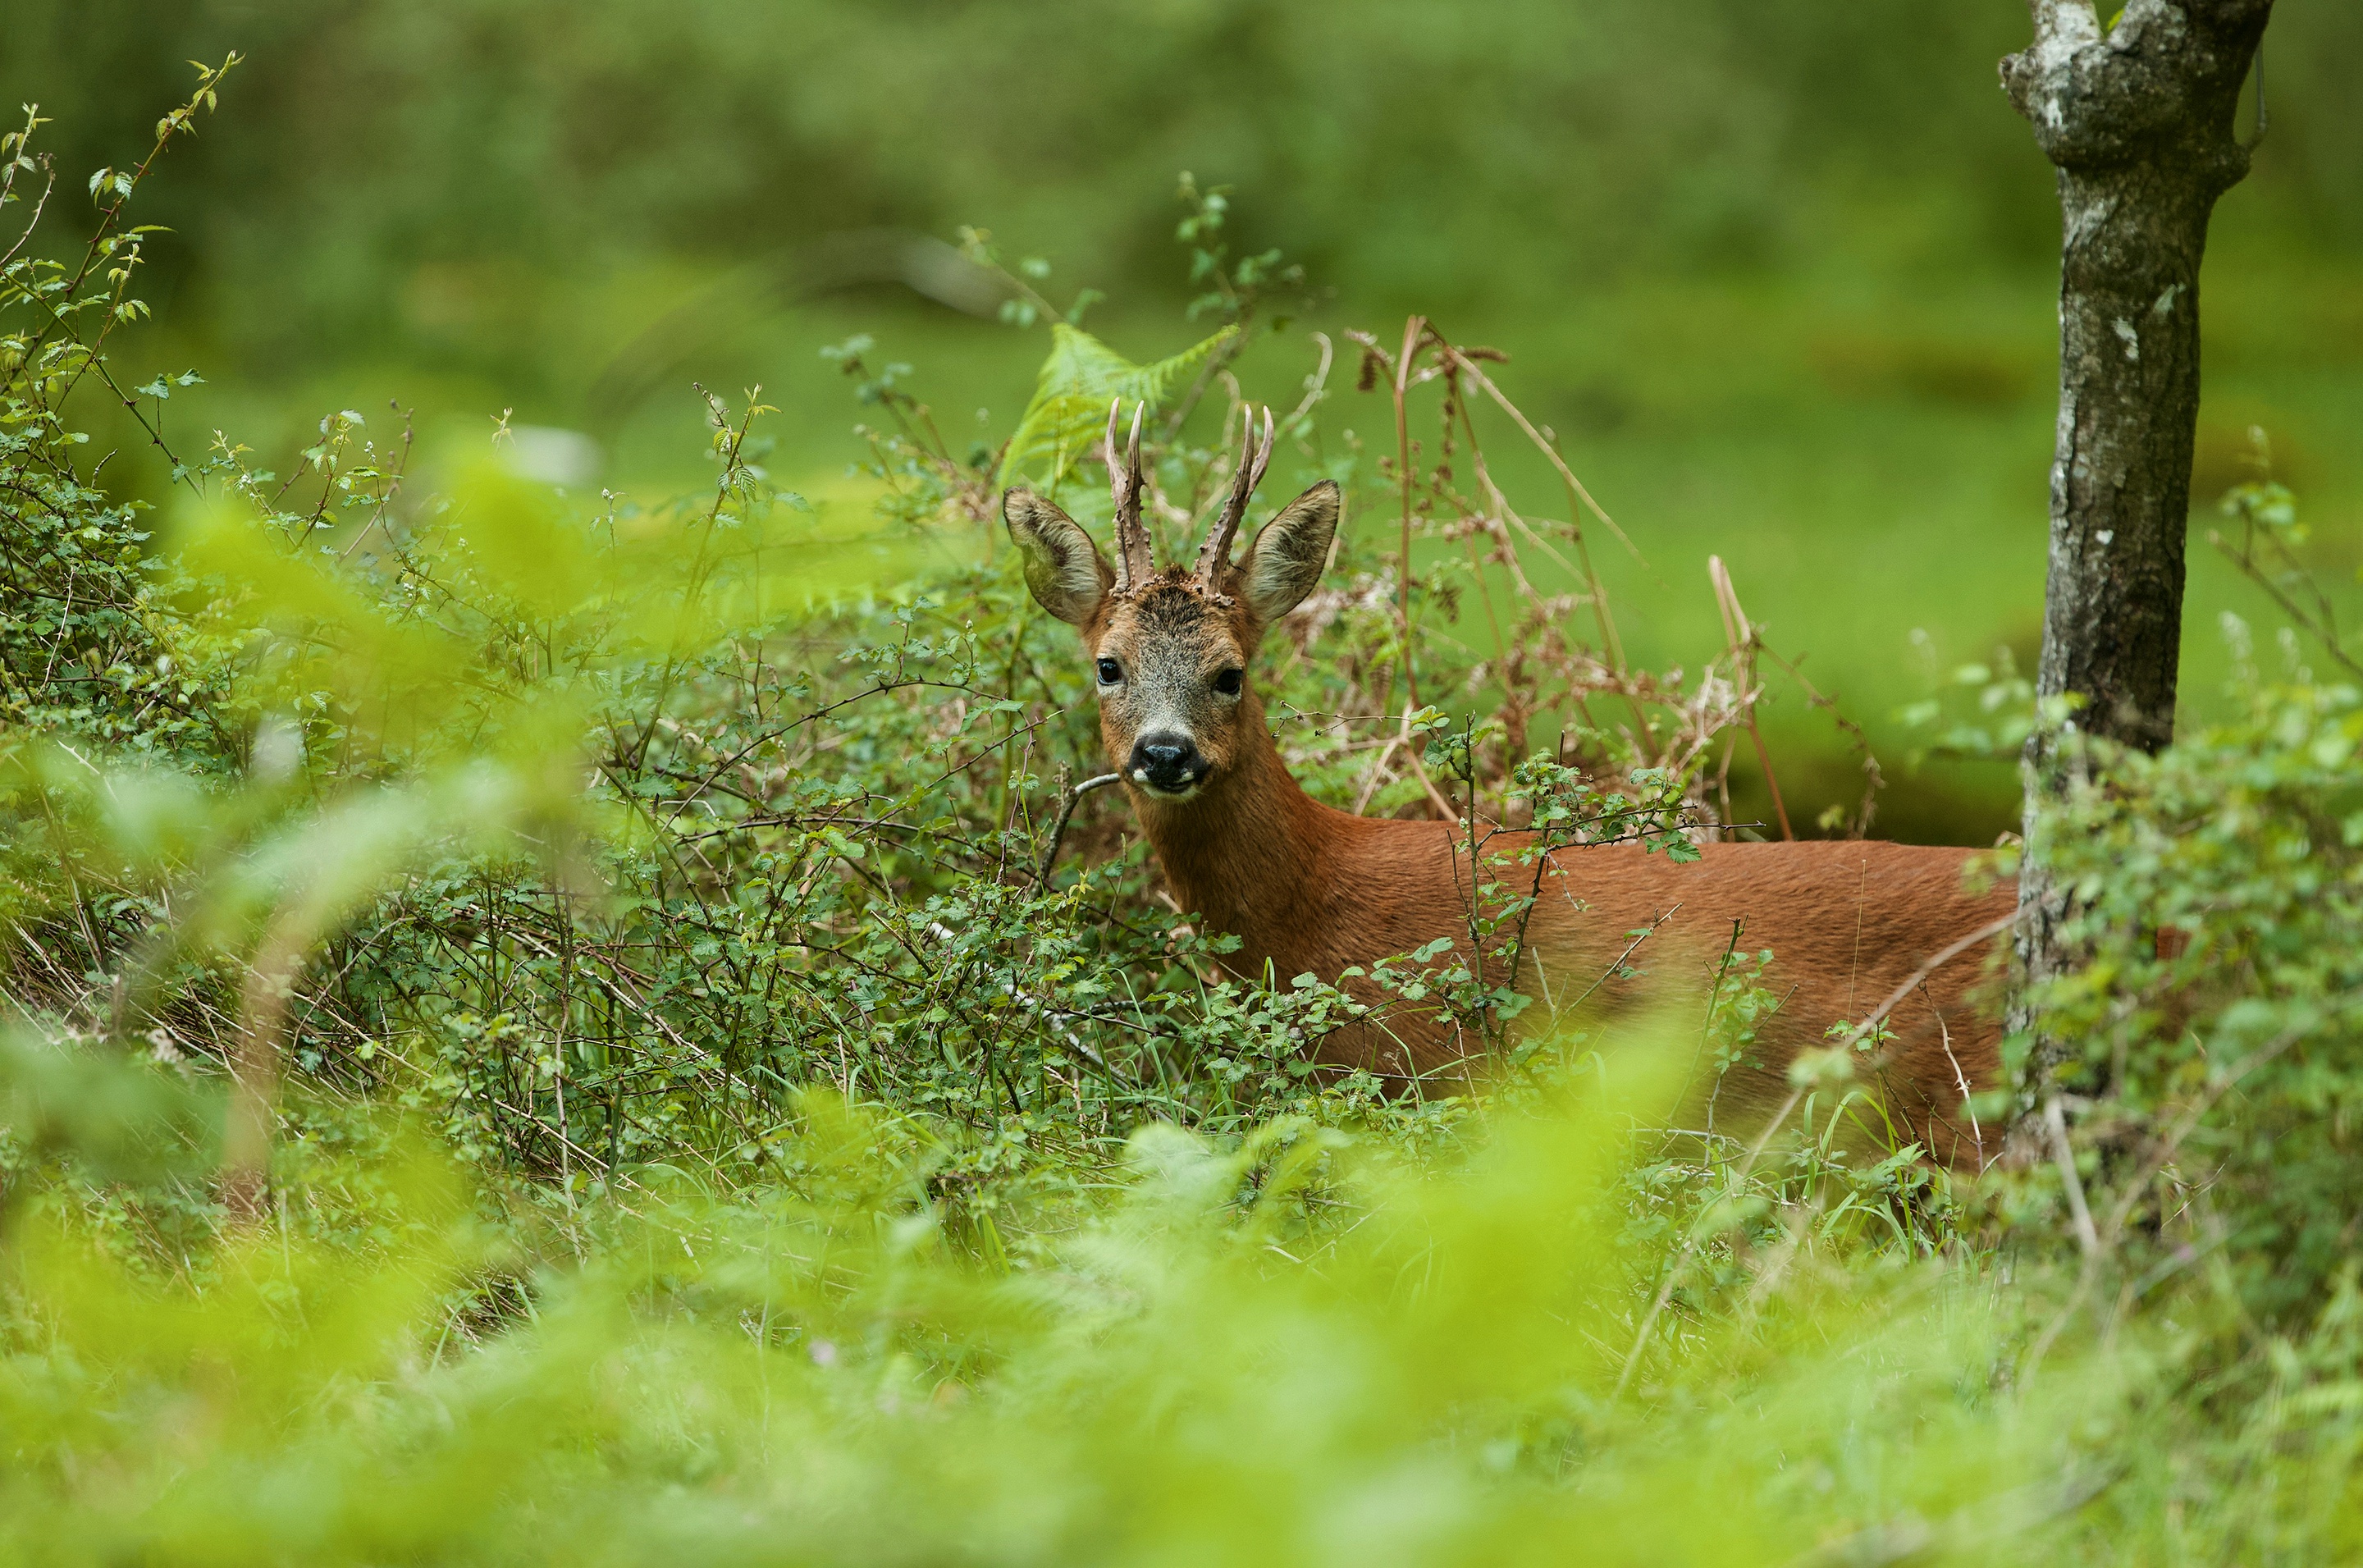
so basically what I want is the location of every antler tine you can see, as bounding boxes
[1104,398,1154,592]
[1101,397,1131,590]
[1195,404,1276,583]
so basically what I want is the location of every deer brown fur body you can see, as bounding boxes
[1132,697,2013,1166]
[1006,402,2012,1168]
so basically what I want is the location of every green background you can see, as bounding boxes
[10,0,2359,839]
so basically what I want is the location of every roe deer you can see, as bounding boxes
[1004,403,2013,1167]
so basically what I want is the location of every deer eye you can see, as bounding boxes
[1095,658,1122,686]
[1213,667,1244,697]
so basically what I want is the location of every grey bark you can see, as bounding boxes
[2000,0,2270,1160]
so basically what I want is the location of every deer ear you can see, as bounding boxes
[1238,480,1340,628]
[1003,488,1113,626]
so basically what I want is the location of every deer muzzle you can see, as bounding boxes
[1128,732,1208,796]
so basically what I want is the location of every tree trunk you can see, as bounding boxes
[2000,0,2270,1160]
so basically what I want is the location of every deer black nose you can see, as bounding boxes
[1128,733,1206,792]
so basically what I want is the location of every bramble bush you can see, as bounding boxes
[2,76,1793,1215]
[6,66,2363,1566]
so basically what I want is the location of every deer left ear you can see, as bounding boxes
[1238,481,1340,628]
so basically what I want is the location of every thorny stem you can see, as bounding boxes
[1442,347,1642,647]
[2210,525,2363,680]
[1432,337,1655,743]
[2046,1095,2101,1257]
[1498,734,1576,1026]
[1392,315,1427,709]
[0,135,57,275]
[628,385,772,769]
[1709,556,1794,840]
[224,910,308,1224]
[1754,639,1885,839]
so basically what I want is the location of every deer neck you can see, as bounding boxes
[1126,703,1334,975]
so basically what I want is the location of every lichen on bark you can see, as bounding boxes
[2000,0,2271,1161]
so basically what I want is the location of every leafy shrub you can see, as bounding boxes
[3,81,1820,1225]
[2029,638,2363,1329]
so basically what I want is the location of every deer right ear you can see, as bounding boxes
[1238,480,1341,628]
[1003,488,1113,626]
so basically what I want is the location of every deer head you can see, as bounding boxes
[1003,400,1341,802]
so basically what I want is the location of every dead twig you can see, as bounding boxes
[1036,770,1123,888]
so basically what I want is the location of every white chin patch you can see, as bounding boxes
[1136,778,1203,800]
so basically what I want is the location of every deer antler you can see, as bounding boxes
[1194,404,1275,584]
[1104,398,1154,592]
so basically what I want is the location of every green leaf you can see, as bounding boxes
[996,322,1236,489]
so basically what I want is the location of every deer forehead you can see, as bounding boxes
[1096,583,1246,670]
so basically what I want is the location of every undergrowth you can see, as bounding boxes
[2,66,2361,1567]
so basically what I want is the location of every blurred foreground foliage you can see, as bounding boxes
[1,1093,2107,1566]
[7,71,2363,1566]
